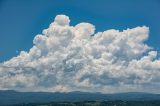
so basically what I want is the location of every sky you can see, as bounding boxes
[0,0,160,93]
[0,0,160,62]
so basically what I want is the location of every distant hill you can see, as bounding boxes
[0,90,160,105]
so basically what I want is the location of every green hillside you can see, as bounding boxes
[9,101,160,106]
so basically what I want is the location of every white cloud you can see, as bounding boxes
[0,15,160,93]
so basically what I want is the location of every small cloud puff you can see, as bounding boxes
[54,15,70,26]
[0,15,160,93]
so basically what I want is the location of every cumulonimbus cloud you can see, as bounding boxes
[0,15,160,93]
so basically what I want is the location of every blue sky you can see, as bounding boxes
[1,0,160,93]
[0,0,160,62]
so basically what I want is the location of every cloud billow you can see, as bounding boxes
[0,15,160,93]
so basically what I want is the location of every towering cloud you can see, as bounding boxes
[0,15,160,93]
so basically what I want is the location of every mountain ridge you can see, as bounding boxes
[0,90,160,105]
